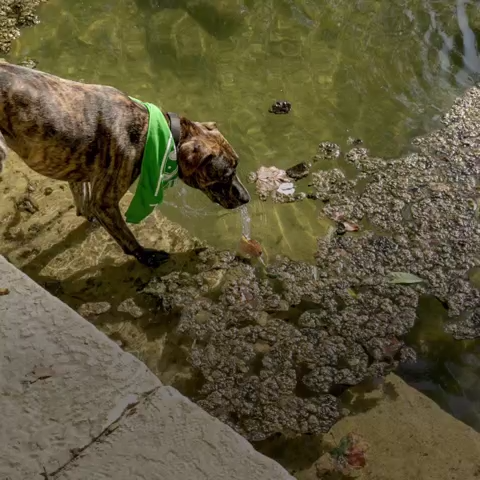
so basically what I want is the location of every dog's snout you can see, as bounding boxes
[232,175,251,205]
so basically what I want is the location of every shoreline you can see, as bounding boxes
[0,1,479,476]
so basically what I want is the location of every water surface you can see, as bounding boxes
[9,0,480,433]
[10,0,480,260]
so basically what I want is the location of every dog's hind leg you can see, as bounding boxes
[0,132,8,174]
[69,181,95,222]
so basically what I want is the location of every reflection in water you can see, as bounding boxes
[7,0,480,431]
[139,0,245,39]
[399,295,480,430]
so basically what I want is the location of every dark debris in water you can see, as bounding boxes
[268,100,292,115]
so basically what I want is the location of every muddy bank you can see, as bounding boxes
[294,374,480,479]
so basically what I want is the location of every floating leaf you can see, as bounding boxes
[342,221,359,232]
[239,236,263,258]
[331,433,369,471]
[388,272,425,284]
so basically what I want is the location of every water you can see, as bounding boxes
[8,0,480,432]
[9,0,480,262]
[239,204,251,239]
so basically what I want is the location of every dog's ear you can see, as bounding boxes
[201,122,218,131]
[177,140,206,178]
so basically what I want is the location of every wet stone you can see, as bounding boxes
[286,161,311,180]
[15,194,39,214]
[117,298,145,319]
[77,301,111,318]
[143,249,414,441]
[268,100,292,114]
[345,147,369,164]
[314,142,341,161]
[347,137,363,146]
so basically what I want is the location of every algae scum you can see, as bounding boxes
[4,0,480,460]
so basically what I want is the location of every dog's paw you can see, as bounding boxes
[137,248,170,268]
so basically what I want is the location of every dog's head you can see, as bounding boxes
[175,118,250,209]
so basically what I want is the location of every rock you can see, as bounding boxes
[347,137,363,146]
[345,147,369,163]
[15,194,39,214]
[143,250,413,441]
[18,57,37,69]
[0,0,42,54]
[247,171,257,183]
[117,298,145,319]
[268,100,292,114]
[77,302,111,318]
[314,142,341,161]
[286,162,311,180]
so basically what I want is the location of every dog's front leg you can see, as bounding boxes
[90,198,170,268]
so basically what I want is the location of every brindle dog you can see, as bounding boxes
[0,62,250,267]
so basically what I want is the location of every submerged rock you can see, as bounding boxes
[15,194,39,214]
[18,57,37,69]
[313,87,480,340]
[314,142,341,161]
[77,301,111,318]
[347,137,363,146]
[286,161,311,180]
[345,147,369,164]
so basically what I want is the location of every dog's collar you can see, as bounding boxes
[166,112,181,146]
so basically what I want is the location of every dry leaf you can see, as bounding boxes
[0,288,10,296]
[331,211,345,221]
[330,213,359,232]
[331,432,369,471]
[342,221,359,232]
[239,236,263,258]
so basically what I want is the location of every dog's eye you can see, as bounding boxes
[205,155,232,180]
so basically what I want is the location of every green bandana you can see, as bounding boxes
[125,97,178,224]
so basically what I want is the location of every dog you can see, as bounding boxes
[0,62,250,267]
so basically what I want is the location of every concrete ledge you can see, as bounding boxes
[0,255,293,479]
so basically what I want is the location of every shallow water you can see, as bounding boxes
[9,0,480,261]
[8,0,480,436]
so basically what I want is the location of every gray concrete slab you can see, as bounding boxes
[56,386,294,480]
[0,255,161,479]
[0,256,293,480]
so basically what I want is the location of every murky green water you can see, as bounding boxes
[8,0,480,433]
[9,0,480,261]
